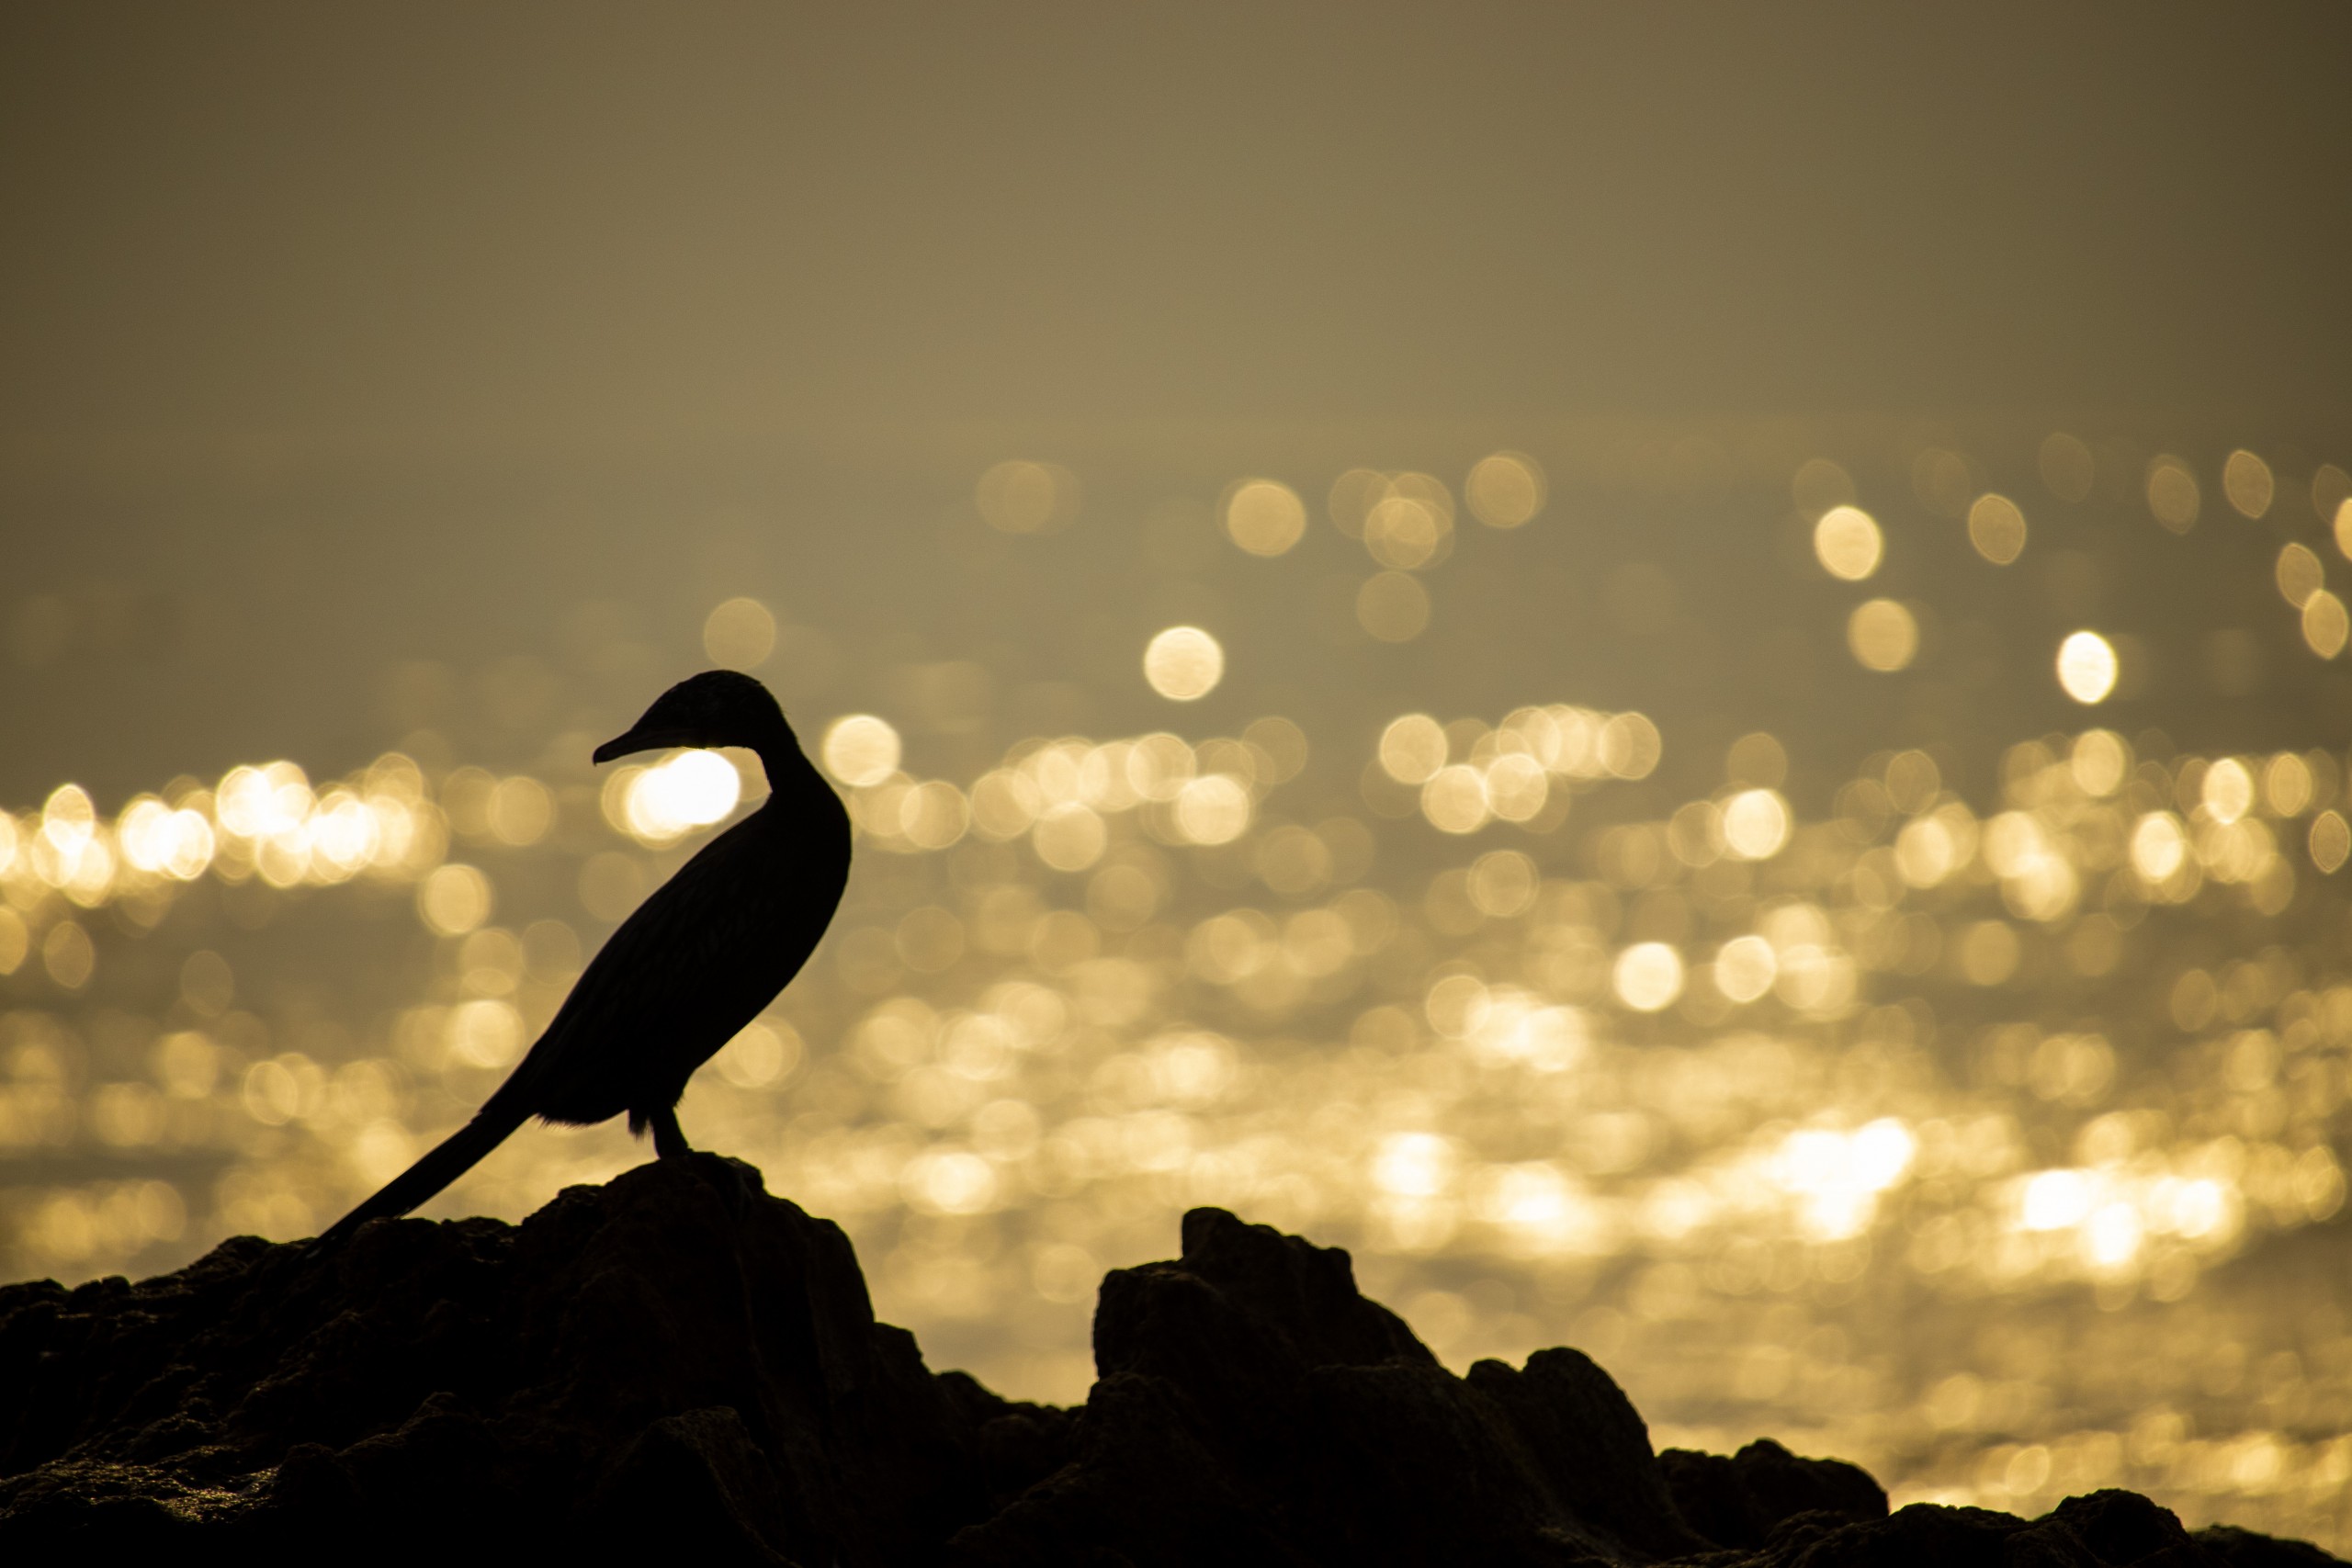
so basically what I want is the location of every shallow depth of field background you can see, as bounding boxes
[6,1,2352,1549]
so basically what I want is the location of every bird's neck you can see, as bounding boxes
[749,728,820,795]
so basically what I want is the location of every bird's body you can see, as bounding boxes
[314,671,848,1247]
[504,783,846,1133]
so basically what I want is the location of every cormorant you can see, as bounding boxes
[313,670,850,1247]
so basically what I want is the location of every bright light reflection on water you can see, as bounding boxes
[6,431,2352,1546]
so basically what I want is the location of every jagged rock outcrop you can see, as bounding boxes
[0,1155,1044,1562]
[0,1155,2335,1566]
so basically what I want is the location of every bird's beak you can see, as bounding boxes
[593,726,699,765]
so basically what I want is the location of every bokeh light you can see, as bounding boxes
[1813,506,1883,581]
[703,597,777,669]
[2223,449,2275,519]
[623,751,741,843]
[2147,457,2201,533]
[1611,942,1684,1011]
[1847,599,1918,671]
[1222,479,1307,557]
[1464,452,1545,528]
[1379,716,1447,784]
[2056,631,2119,704]
[1967,494,2028,565]
[420,864,492,936]
[822,716,903,787]
[11,422,2352,1551]
[1142,626,1225,701]
[2303,592,2349,660]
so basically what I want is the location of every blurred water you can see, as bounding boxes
[6,421,2352,1543]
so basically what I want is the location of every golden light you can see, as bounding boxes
[419,863,492,937]
[1967,494,2028,565]
[821,715,903,786]
[1713,934,1778,1003]
[2304,592,2349,660]
[2132,813,2188,881]
[2056,631,2119,704]
[899,782,970,851]
[625,751,741,841]
[1033,803,1109,870]
[215,761,313,840]
[1813,505,1883,581]
[1326,468,1387,537]
[2266,753,2313,817]
[1612,942,1684,1012]
[1174,776,1250,844]
[717,1021,801,1089]
[2222,449,2275,518]
[1143,626,1225,701]
[2202,760,2253,825]
[702,596,776,669]
[2146,456,2200,533]
[18,375,2352,1525]
[1363,497,1445,570]
[1847,599,1918,671]
[41,784,96,853]
[2020,1169,2094,1232]
[1467,850,1539,917]
[2277,544,2324,609]
[1721,789,1792,860]
[1464,452,1545,527]
[1373,1133,1457,1198]
[1222,479,1307,557]
[1125,733,1195,800]
[448,999,524,1068]
[2313,812,2351,874]
[42,921,94,989]
[2070,730,2129,797]
[1379,715,1448,784]
[1484,755,1549,823]
[487,777,554,846]
[1421,765,1490,835]
[1596,714,1662,779]
[118,797,191,875]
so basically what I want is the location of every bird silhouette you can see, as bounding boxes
[313,670,850,1247]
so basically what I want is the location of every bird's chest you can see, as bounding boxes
[686,839,842,976]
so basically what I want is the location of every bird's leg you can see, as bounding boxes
[649,1106,693,1158]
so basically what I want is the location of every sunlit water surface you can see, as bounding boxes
[7,428,2352,1544]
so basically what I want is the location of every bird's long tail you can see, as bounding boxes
[311,1105,531,1249]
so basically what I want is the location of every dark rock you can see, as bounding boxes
[0,1167,2337,1568]
[0,1156,1022,1561]
[1660,1437,1888,1549]
[2196,1523,2352,1568]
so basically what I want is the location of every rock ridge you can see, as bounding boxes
[0,1155,2333,1566]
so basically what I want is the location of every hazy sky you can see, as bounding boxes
[3,3,2348,803]
[5,1,2347,445]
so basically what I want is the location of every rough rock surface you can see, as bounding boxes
[0,1155,2334,1565]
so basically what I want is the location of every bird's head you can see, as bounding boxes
[593,670,794,765]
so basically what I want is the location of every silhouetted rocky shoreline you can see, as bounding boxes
[0,1156,2336,1565]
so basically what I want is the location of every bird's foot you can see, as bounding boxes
[649,1106,694,1159]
